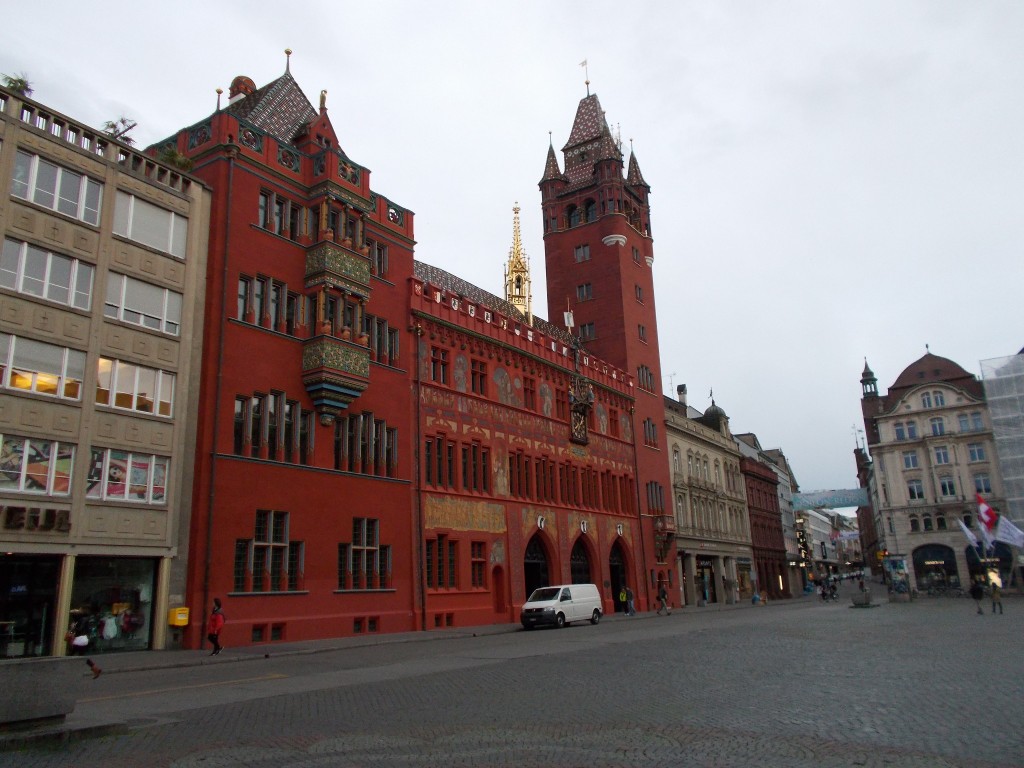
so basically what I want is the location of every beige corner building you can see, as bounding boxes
[860,353,1008,590]
[664,386,752,607]
[0,86,209,657]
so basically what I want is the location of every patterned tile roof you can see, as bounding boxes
[561,94,622,188]
[565,94,606,146]
[627,150,648,188]
[224,72,317,144]
[540,143,565,183]
[414,260,573,345]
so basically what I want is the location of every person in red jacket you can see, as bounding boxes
[207,598,225,655]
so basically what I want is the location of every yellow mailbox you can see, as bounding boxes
[168,607,190,627]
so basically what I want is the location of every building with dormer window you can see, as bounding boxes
[860,353,1010,589]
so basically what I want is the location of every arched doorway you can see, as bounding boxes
[965,542,1014,585]
[523,535,550,598]
[609,541,627,613]
[913,543,959,589]
[570,538,592,584]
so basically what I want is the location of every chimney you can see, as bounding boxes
[677,384,687,406]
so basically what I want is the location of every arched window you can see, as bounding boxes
[910,517,920,532]
[567,206,580,227]
[936,515,947,531]
[923,516,933,531]
[687,454,693,476]
[672,448,681,473]
[584,200,597,222]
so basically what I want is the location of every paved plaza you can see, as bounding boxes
[3,589,1021,767]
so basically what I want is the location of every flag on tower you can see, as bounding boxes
[995,516,1024,548]
[977,494,998,531]
[579,59,588,68]
[958,518,979,547]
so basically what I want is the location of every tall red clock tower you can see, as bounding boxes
[540,90,675,606]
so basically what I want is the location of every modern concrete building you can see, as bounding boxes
[0,85,210,657]
[664,388,752,607]
[860,353,1010,589]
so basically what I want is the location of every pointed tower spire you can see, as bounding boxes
[504,202,532,323]
[540,133,566,183]
[627,145,649,189]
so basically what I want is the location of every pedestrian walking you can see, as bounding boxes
[625,586,636,616]
[991,583,1003,614]
[66,609,102,678]
[656,584,671,615]
[969,580,984,615]
[207,597,225,655]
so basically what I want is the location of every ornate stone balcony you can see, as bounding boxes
[305,240,371,294]
[302,335,369,422]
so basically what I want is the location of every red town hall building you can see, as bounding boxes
[160,63,673,649]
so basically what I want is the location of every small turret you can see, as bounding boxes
[861,358,878,398]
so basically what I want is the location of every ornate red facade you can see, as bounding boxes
[160,68,662,648]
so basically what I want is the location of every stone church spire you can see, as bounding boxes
[503,202,532,323]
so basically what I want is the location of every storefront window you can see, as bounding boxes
[0,555,60,658]
[68,557,156,655]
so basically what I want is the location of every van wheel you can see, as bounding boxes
[555,613,565,628]
[590,610,601,625]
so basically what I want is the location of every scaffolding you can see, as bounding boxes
[980,353,1024,526]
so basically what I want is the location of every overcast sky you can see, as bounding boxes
[4,2,1022,494]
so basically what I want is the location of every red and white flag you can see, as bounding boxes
[977,494,998,531]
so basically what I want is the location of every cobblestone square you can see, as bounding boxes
[4,594,1021,767]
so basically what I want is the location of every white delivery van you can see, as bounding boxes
[520,583,603,629]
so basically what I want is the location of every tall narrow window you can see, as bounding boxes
[250,395,264,458]
[266,394,279,461]
[234,397,247,454]
[430,347,449,384]
[523,377,536,411]
[237,277,251,320]
[471,359,488,395]
[471,541,486,588]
